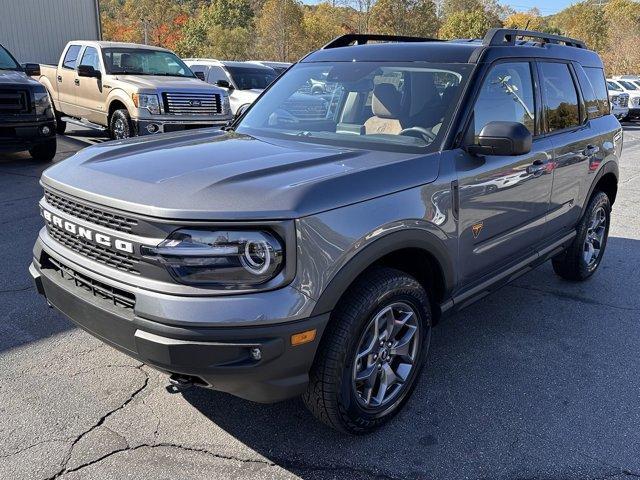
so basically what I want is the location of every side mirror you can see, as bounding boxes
[235,103,250,119]
[23,63,40,77]
[216,79,233,90]
[467,121,532,156]
[77,65,101,79]
[194,71,205,81]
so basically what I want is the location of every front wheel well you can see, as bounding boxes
[594,172,618,206]
[108,100,128,121]
[333,248,447,325]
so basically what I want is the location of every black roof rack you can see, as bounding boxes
[322,34,440,49]
[483,28,587,49]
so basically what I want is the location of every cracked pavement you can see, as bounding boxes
[1,125,640,479]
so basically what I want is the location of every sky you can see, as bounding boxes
[301,0,576,16]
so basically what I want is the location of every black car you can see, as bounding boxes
[0,44,56,161]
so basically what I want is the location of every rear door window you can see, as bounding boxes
[582,67,610,118]
[62,45,82,70]
[540,63,580,132]
[472,62,536,139]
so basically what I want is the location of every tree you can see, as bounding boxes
[302,3,353,53]
[255,0,305,62]
[208,0,255,29]
[438,8,496,39]
[549,2,608,53]
[369,0,440,37]
[601,0,640,74]
[504,9,547,31]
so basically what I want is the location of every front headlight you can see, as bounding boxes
[132,93,161,114]
[34,91,52,116]
[143,229,284,288]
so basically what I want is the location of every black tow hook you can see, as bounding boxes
[166,374,194,394]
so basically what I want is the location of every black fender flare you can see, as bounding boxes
[310,229,455,316]
[581,160,619,217]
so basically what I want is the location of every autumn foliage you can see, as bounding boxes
[100,0,640,75]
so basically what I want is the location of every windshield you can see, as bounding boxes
[102,48,194,77]
[226,66,277,90]
[0,45,20,71]
[619,80,638,90]
[237,62,470,152]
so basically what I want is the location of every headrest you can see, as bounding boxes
[372,83,402,119]
[121,54,140,70]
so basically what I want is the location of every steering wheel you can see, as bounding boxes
[399,127,436,143]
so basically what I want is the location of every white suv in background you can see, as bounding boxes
[185,59,278,114]
[608,78,640,120]
[607,80,630,120]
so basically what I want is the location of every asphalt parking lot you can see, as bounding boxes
[1,124,640,480]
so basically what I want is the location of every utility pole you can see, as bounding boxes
[142,18,150,45]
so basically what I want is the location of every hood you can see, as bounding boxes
[114,74,224,93]
[0,70,41,87]
[42,130,440,220]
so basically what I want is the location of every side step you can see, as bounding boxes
[61,116,108,132]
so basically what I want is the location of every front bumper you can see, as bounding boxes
[0,118,56,152]
[626,108,640,119]
[31,238,329,403]
[132,118,231,136]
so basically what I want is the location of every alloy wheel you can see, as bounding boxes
[584,206,607,270]
[352,302,421,409]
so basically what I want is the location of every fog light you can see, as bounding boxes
[41,125,51,135]
[146,123,159,134]
[250,347,262,361]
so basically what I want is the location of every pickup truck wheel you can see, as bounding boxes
[303,267,431,434]
[110,109,133,139]
[552,191,611,281]
[55,116,66,135]
[29,139,57,162]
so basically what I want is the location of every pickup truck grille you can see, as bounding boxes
[0,89,28,114]
[44,255,135,310]
[282,98,328,119]
[163,92,221,116]
[48,223,140,275]
[44,189,138,234]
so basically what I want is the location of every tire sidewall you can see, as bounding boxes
[337,281,431,431]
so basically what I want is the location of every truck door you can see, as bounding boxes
[57,44,82,117]
[456,61,553,285]
[75,46,107,125]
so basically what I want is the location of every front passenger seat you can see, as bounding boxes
[364,83,404,135]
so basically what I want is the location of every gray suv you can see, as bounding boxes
[30,30,621,434]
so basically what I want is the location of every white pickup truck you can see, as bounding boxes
[36,41,232,139]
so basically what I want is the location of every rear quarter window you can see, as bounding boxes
[581,67,610,119]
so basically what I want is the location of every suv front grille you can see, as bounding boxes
[163,92,221,116]
[44,255,135,310]
[49,224,140,275]
[0,89,28,114]
[44,189,138,234]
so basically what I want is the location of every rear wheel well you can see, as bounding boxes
[336,248,447,324]
[594,172,618,205]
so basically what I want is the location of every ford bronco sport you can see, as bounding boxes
[31,30,621,434]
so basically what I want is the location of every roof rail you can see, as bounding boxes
[483,28,587,49]
[322,34,439,49]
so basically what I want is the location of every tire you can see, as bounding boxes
[303,267,432,434]
[552,191,611,281]
[109,109,133,139]
[55,116,66,135]
[29,139,57,162]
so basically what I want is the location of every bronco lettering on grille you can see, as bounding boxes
[42,209,134,254]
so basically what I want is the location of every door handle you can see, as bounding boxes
[583,144,600,156]
[57,75,62,82]
[74,79,80,86]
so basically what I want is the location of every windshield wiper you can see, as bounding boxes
[113,71,149,75]
[149,73,193,78]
